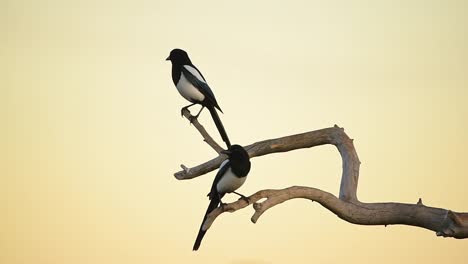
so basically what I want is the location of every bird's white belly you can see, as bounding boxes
[216,168,247,194]
[176,73,205,102]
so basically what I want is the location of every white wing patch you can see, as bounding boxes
[176,71,205,102]
[219,159,230,169]
[183,65,206,83]
[216,159,247,194]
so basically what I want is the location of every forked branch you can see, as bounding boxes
[175,111,468,239]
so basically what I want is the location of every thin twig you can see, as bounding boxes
[181,108,224,153]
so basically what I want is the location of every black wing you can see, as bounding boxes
[181,66,222,112]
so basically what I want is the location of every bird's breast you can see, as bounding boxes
[176,73,205,102]
[216,168,247,194]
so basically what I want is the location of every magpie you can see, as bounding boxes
[193,144,251,251]
[166,49,231,148]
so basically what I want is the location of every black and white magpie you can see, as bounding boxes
[166,49,231,148]
[193,144,251,251]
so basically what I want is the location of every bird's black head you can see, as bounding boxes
[222,144,251,177]
[166,48,192,65]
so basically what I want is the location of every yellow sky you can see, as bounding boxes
[3,0,468,263]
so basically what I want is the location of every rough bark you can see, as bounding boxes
[175,110,468,239]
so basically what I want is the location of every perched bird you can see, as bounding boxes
[193,144,251,251]
[166,48,231,148]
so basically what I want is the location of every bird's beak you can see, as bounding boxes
[165,56,170,61]
[221,150,231,155]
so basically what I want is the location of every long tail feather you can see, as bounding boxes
[193,196,220,251]
[208,106,231,148]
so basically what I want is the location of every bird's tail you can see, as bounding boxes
[208,106,231,148]
[193,195,220,251]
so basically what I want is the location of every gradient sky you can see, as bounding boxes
[3,1,468,263]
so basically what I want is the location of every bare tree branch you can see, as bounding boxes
[176,126,358,200]
[202,186,468,239]
[181,108,224,154]
[175,118,468,239]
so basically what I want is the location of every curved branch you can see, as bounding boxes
[175,118,468,239]
[202,186,468,239]
[175,125,359,201]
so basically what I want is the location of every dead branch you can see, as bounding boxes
[175,114,468,239]
[203,186,468,239]
[181,108,224,154]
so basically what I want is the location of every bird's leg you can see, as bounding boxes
[188,106,204,124]
[180,103,196,117]
[232,191,250,204]
[193,106,205,119]
[218,192,227,211]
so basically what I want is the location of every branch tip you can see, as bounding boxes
[180,164,190,173]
